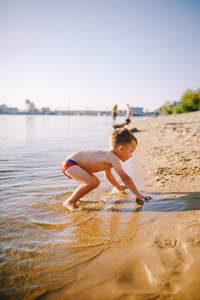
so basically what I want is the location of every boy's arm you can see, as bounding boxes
[110,154,151,201]
[104,168,126,191]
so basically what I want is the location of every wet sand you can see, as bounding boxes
[39,111,200,300]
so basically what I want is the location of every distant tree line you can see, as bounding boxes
[159,89,200,115]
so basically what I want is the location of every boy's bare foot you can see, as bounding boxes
[63,200,79,212]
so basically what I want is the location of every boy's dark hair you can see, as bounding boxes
[110,128,137,149]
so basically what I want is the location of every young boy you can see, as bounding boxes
[62,128,151,211]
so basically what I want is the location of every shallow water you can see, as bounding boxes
[0,115,188,299]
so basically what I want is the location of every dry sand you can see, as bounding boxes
[42,111,200,300]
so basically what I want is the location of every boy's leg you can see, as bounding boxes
[63,165,100,211]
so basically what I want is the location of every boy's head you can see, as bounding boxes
[109,128,137,149]
[125,118,131,124]
[110,129,138,162]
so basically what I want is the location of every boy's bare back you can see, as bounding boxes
[68,150,118,173]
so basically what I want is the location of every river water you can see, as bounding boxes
[0,115,186,299]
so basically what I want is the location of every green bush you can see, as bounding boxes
[159,89,200,115]
[159,104,174,115]
[173,104,184,114]
[180,89,200,111]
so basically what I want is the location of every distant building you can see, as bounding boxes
[0,104,8,113]
[165,101,180,106]
[130,107,143,115]
[41,107,51,114]
[0,104,18,114]
[25,99,35,113]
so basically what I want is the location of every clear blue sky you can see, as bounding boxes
[0,0,200,112]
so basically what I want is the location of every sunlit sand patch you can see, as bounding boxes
[80,201,106,211]
[109,187,127,194]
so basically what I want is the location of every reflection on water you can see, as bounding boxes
[0,115,186,299]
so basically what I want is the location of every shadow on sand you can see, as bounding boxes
[80,191,200,213]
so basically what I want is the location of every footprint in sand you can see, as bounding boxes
[147,237,194,294]
[155,238,183,248]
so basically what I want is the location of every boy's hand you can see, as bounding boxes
[136,194,152,201]
[117,185,127,191]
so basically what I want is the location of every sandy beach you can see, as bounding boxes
[126,111,200,299]
[39,111,200,300]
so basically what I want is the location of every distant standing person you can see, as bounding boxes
[126,104,132,122]
[111,105,118,124]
